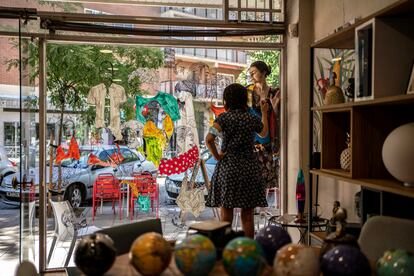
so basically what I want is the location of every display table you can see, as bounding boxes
[268,214,328,244]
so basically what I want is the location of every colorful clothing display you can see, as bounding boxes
[144,137,163,167]
[206,110,267,209]
[210,104,225,116]
[87,83,127,141]
[136,92,180,123]
[143,120,166,146]
[159,146,199,176]
[55,136,80,164]
[175,91,199,154]
[248,86,280,188]
[163,115,174,139]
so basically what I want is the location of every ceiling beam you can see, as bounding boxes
[44,0,223,8]
[38,11,284,29]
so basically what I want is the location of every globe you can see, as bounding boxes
[174,234,217,276]
[74,233,116,275]
[377,249,414,276]
[222,237,265,276]
[255,224,292,264]
[273,243,319,276]
[129,232,172,276]
[321,245,371,276]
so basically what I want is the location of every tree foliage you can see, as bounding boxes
[238,50,281,88]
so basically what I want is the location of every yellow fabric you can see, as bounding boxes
[144,137,163,167]
[163,114,174,139]
[143,120,166,146]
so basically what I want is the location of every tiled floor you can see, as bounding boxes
[0,176,280,275]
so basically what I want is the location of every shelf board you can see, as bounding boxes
[311,93,414,111]
[310,169,414,199]
[311,0,414,49]
[320,168,351,178]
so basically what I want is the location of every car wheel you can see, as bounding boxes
[65,184,83,208]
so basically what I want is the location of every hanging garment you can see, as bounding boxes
[159,146,199,175]
[175,91,199,154]
[163,115,174,139]
[121,120,144,149]
[210,104,226,116]
[87,83,127,141]
[136,92,180,123]
[143,120,166,146]
[144,137,163,167]
[55,136,80,164]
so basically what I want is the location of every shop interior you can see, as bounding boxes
[1,0,414,275]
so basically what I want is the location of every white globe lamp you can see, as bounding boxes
[382,122,414,187]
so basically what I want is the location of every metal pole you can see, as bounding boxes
[38,37,47,273]
[223,0,229,22]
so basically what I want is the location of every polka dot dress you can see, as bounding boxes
[206,109,268,209]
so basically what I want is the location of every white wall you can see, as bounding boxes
[285,0,313,215]
[314,0,401,41]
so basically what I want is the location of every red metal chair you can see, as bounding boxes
[92,173,122,221]
[129,172,159,220]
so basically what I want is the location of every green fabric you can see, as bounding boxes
[136,92,180,123]
[137,195,151,212]
[144,137,163,167]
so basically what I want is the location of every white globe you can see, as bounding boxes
[382,122,414,187]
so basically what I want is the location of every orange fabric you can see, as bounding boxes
[55,146,67,164]
[211,104,225,116]
[109,144,124,164]
[87,153,112,167]
[68,136,80,160]
[55,136,80,164]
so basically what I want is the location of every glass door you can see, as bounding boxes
[19,17,39,267]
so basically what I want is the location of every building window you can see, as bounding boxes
[4,122,19,146]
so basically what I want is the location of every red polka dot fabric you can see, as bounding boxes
[159,146,199,175]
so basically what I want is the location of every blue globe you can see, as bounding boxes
[174,234,216,276]
[222,237,266,276]
[255,224,292,264]
[321,245,371,276]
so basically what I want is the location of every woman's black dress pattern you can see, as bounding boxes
[206,109,268,209]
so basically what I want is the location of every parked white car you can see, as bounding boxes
[0,145,157,207]
[0,146,18,181]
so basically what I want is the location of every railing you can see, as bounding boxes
[160,81,224,100]
[4,145,20,159]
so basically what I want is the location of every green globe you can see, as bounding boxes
[174,234,217,276]
[377,249,414,276]
[222,237,265,276]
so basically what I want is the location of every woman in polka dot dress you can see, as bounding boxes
[205,83,269,238]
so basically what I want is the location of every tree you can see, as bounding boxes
[237,50,281,88]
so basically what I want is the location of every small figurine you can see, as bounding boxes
[320,203,359,259]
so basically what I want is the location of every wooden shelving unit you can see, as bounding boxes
[310,170,414,199]
[308,0,414,244]
[311,93,414,111]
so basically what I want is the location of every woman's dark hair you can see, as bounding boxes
[223,83,248,110]
[250,61,271,77]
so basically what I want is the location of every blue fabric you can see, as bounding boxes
[248,107,270,144]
